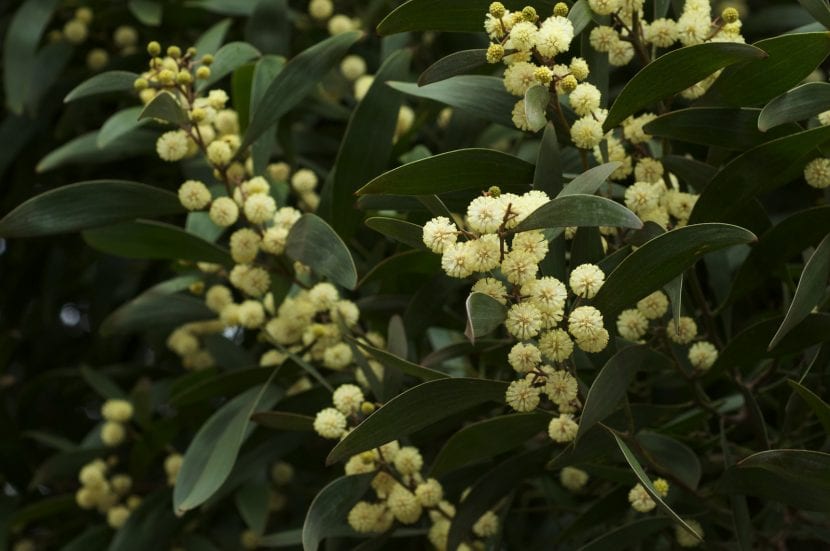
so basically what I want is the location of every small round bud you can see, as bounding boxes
[560,74,578,93]
[196,66,211,80]
[133,77,148,91]
[487,185,501,197]
[158,69,175,85]
[147,41,161,56]
[522,6,538,22]
[535,66,554,85]
[201,54,214,66]
[75,7,93,24]
[486,43,505,64]
[553,2,570,16]
[360,402,376,415]
[167,45,182,59]
[721,7,739,23]
[63,19,88,44]
[176,70,192,85]
[186,47,197,57]
[489,2,506,18]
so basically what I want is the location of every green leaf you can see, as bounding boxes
[799,0,830,28]
[613,433,703,541]
[82,220,233,265]
[515,194,642,233]
[327,378,507,464]
[329,49,410,237]
[194,18,233,55]
[36,130,156,172]
[249,55,286,174]
[285,214,358,289]
[758,82,830,131]
[389,76,516,128]
[701,32,830,107]
[242,31,361,150]
[719,449,830,511]
[59,526,111,551]
[464,292,507,343]
[643,108,797,149]
[726,206,830,306]
[128,0,162,25]
[365,217,426,249]
[603,42,766,131]
[170,368,273,407]
[0,181,183,238]
[197,41,261,91]
[250,411,315,431]
[709,314,830,374]
[447,446,551,549]
[377,0,558,34]
[430,413,549,476]
[98,107,148,148]
[358,250,440,288]
[357,148,534,195]
[109,489,181,551]
[418,49,487,85]
[173,381,283,513]
[690,125,830,224]
[769,234,830,349]
[662,155,716,192]
[235,479,270,535]
[354,339,449,381]
[787,380,830,434]
[524,85,550,132]
[302,474,374,551]
[577,346,667,440]
[592,223,757,318]
[637,432,702,489]
[534,123,563,196]
[559,162,621,197]
[188,0,259,15]
[138,92,189,127]
[80,365,126,400]
[568,0,596,36]
[64,71,139,103]
[578,518,673,551]
[3,0,61,113]
[101,276,213,335]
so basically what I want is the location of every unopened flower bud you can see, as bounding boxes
[489,2,506,18]
[486,43,505,64]
[553,2,570,16]
[147,41,161,56]
[721,7,739,23]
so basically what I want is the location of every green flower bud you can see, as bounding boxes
[147,41,161,56]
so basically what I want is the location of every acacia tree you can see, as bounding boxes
[2,0,830,549]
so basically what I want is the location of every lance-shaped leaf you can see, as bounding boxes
[701,32,830,107]
[329,49,410,237]
[0,181,183,238]
[719,449,830,511]
[364,217,426,249]
[354,339,449,381]
[592,223,757,318]
[64,71,139,103]
[559,162,621,197]
[302,474,374,551]
[577,346,670,440]
[418,49,487,85]
[83,220,232,265]
[758,82,830,131]
[613,433,703,541]
[378,0,558,34]
[515,194,642,233]
[465,292,507,343]
[799,0,830,28]
[357,148,534,195]
[643,108,797,150]
[787,380,830,434]
[690,125,830,224]
[173,382,283,513]
[196,41,260,91]
[389,76,517,128]
[524,85,550,132]
[138,91,189,127]
[250,411,315,431]
[285,214,358,289]
[430,413,550,476]
[327,378,507,464]
[769,234,830,349]
[603,42,765,131]
[98,107,149,148]
[242,31,361,150]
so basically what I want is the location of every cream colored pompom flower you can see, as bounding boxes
[505,379,541,412]
[569,263,605,299]
[422,216,458,253]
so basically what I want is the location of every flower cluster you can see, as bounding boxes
[615,290,719,371]
[44,6,139,71]
[628,477,669,512]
